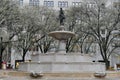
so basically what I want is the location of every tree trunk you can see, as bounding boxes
[22,51,26,62]
[0,50,2,69]
[104,59,110,70]
[0,48,4,69]
[22,54,25,62]
[0,56,2,69]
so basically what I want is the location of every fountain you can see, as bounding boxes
[49,30,75,53]
[18,8,105,73]
[49,8,75,53]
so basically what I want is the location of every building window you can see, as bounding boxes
[87,3,96,8]
[44,1,54,7]
[29,0,39,6]
[19,0,23,6]
[113,2,120,9]
[101,29,105,34]
[72,2,82,7]
[58,1,68,8]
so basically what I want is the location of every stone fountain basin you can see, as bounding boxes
[18,61,105,73]
[48,31,75,40]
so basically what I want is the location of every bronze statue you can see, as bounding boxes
[59,8,65,25]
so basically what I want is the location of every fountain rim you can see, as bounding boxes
[48,31,75,36]
[48,31,75,40]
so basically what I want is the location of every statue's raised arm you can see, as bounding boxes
[59,8,65,25]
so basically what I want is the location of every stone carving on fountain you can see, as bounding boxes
[18,8,106,73]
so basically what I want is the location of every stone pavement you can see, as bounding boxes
[0,70,120,80]
[0,77,120,80]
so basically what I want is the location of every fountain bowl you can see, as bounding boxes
[48,31,75,40]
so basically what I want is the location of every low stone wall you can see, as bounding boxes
[18,62,105,73]
[32,53,93,62]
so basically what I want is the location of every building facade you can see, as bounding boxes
[17,0,119,10]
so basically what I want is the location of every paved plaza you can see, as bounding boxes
[0,76,120,80]
[0,70,120,80]
[0,77,120,80]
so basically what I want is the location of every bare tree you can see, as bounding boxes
[67,0,120,69]
[65,7,91,53]
[0,0,21,68]
[37,8,59,53]
[15,6,58,61]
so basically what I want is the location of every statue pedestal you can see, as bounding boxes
[58,40,66,54]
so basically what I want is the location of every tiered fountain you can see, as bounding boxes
[18,8,105,73]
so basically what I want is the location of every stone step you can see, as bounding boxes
[8,71,94,78]
[32,53,93,62]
